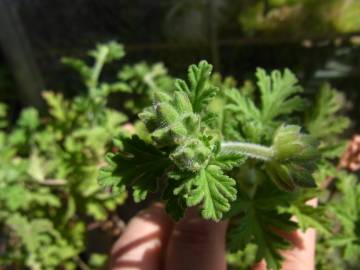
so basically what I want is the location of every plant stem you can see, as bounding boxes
[89,46,108,89]
[221,141,275,161]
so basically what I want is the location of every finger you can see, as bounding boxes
[252,228,316,270]
[110,203,173,270]
[253,199,317,270]
[165,207,228,270]
[280,227,316,270]
[280,199,317,270]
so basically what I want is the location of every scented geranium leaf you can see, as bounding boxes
[207,74,246,140]
[265,162,296,192]
[328,171,360,262]
[175,60,218,113]
[65,41,125,90]
[305,83,350,139]
[99,136,171,202]
[226,69,307,142]
[256,68,305,123]
[226,87,261,122]
[185,165,237,221]
[279,189,331,236]
[42,91,68,122]
[162,178,188,221]
[62,57,91,83]
[230,209,295,270]
[229,183,298,270]
[6,215,76,269]
[17,108,40,131]
[225,87,264,142]
[286,203,331,236]
[89,41,125,63]
[211,149,247,171]
[116,62,173,113]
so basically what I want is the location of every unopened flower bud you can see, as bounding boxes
[170,138,211,172]
[273,125,319,162]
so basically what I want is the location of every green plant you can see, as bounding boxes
[1,40,358,270]
[100,60,357,269]
[0,42,172,270]
[237,0,360,37]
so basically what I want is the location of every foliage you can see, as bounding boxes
[0,42,171,270]
[62,42,173,115]
[1,40,359,270]
[100,58,357,269]
[237,0,360,37]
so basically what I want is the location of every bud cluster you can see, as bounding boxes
[139,90,213,172]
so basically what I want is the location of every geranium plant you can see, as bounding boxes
[100,60,358,269]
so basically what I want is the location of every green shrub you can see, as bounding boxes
[0,42,171,270]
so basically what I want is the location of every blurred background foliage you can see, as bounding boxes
[0,0,359,132]
[1,0,360,269]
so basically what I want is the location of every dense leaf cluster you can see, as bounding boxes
[1,41,359,270]
[237,0,360,36]
[100,58,357,269]
[0,42,171,270]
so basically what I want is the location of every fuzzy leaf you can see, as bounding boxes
[211,149,247,171]
[185,165,237,221]
[225,88,261,121]
[287,203,331,236]
[99,136,171,201]
[306,84,350,139]
[229,183,298,270]
[230,210,295,270]
[175,60,218,113]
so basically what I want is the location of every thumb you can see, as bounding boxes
[165,207,228,270]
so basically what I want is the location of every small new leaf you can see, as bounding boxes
[175,60,218,113]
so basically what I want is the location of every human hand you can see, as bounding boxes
[109,203,316,270]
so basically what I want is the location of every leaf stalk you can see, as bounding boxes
[221,141,274,161]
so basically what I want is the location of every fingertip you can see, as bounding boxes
[280,227,316,270]
[252,260,266,270]
[110,203,173,270]
[165,207,228,270]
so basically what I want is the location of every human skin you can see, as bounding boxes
[109,201,316,270]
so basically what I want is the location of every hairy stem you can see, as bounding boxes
[221,141,275,161]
